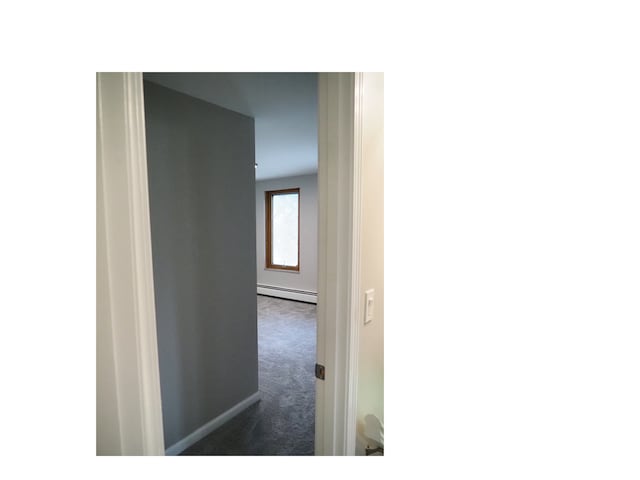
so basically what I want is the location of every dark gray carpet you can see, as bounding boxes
[180,295,316,455]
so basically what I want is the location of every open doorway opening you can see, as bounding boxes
[142,73,318,455]
[97,72,382,456]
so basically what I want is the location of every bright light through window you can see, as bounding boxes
[266,189,300,271]
[272,194,298,266]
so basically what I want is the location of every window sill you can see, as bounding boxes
[264,268,300,274]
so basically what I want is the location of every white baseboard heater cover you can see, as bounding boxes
[257,284,317,304]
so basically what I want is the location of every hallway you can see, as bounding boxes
[180,296,316,455]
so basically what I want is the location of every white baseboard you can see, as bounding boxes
[257,284,317,304]
[164,391,261,455]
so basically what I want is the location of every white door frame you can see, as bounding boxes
[315,72,364,455]
[96,72,363,455]
[97,72,165,455]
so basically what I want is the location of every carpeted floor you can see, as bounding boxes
[180,295,316,455]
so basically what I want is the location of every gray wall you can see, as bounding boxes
[255,174,318,293]
[143,81,258,449]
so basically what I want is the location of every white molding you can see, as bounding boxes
[315,73,358,455]
[345,72,365,455]
[315,73,329,455]
[257,284,318,304]
[97,72,165,455]
[165,392,261,456]
[123,73,166,456]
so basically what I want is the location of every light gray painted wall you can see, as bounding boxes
[143,81,258,449]
[143,73,318,181]
[256,174,318,293]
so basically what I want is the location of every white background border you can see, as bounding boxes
[2,1,639,479]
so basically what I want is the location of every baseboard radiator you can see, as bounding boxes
[257,284,317,304]
[164,391,261,456]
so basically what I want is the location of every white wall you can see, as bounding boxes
[256,174,318,298]
[355,73,384,454]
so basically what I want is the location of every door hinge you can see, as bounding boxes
[315,363,325,380]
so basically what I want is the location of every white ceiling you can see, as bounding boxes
[143,72,318,181]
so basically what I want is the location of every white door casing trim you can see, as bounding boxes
[97,72,165,455]
[347,72,365,455]
[315,72,361,455]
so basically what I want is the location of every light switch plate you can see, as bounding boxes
[364,289,374,324]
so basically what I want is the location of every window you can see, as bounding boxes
[265,188,300,271]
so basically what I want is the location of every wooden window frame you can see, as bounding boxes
[265,188,300,271]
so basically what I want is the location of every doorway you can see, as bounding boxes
[96,72,362,456]
[143,73,319,455]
